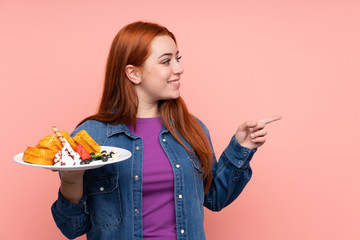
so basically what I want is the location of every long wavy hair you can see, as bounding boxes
[78,21,213,192]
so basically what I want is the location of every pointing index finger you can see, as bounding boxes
[262,115,282,125]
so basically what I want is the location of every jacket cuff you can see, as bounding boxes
[224,135,257,168]
[53,190,88,217]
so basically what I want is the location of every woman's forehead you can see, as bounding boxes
[150,35,178,56]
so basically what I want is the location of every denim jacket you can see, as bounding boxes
[51,119,256,240]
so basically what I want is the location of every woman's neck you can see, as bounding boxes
[136,100,160,118]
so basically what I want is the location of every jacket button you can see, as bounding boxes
[134,209,139,213]
[162,138,166,142]
[134,175,139,181]
[175,164,180,168]
[180,229,185,234]
[178,194,183,199]
[99,187,104,192]
[135,146,140,150]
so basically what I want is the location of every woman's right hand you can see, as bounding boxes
[58,170,85,203]
[59,170,85,185]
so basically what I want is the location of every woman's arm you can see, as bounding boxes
[51,170,90,239]
[204,135,255,211]
[203,115,281,211]
[59,170,85,203]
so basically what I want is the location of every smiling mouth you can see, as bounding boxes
[168,80,180,85]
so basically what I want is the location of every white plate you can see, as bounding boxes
[13,146,132,171]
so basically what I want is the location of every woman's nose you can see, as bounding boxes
[173,61,184,75]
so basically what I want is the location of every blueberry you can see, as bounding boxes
[101,155,108,162]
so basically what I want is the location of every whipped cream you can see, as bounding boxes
[54,139,81,166]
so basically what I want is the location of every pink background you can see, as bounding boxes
[1,0,359,239]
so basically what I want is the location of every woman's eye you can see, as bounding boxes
[162,56,182,65]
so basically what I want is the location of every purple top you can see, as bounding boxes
[128,117,176,239]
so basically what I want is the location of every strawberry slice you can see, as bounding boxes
[75,144,90,160]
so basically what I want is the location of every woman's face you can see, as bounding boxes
[136,35,184,104]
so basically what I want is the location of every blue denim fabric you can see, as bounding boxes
[51,119,256,240]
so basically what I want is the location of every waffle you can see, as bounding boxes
[73,130,101,154]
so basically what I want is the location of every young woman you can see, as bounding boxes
[51,21,281,240]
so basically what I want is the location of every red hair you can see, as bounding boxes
[78,21,213,192]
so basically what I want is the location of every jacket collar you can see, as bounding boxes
[106,123,129,137]
[106,122,169,138]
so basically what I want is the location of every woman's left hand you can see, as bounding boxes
[235,115,282,150]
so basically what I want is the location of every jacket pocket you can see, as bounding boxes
[84,174,122,228]
[190,155,203,174]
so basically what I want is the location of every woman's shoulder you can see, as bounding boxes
[192,115,210,135]
[71,120,108,137]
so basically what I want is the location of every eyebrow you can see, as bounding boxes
[158,51,179,59]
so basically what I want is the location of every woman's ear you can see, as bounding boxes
[125,65,141,84]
